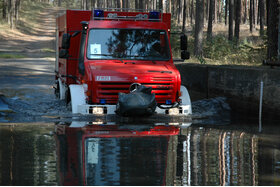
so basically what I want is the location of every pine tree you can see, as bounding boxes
[194,0,204,56]
[207,0,214,40]
[228,0,233,41]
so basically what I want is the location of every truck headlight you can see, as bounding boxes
[91,107,104,114]
[168,108,179,115]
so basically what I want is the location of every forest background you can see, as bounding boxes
[0,0,279,66]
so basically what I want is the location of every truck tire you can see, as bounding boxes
[65,89,71,105]
[54,80,60,99]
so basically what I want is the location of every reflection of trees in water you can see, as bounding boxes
[0,125,57,186]
[106,30,160,58]
[172,128,263,186]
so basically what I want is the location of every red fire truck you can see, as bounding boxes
[55,9,191,116]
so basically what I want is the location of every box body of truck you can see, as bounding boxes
[55,9,191,116]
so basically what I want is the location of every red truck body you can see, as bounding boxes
[55,9,191,115]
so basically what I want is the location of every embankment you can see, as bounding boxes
[175,63,280,119]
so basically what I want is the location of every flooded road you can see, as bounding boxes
[0,121,279,186]
[0,57,279,185]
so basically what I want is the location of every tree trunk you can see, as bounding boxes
[240,0,243,23]
[182,0,187,32]
[252,0,256,27]
[249,0,253,32]
[126,0,128,8]
[203,0,206,24]
[162,0,166,12]
[214,0,217,23]
[207,0,214,40]
[206,0,209,21]
[116,0,120,8]
[58,0,61,6]
[234,0,241,42]
[82,0,87,10]
[135,0,138,9]
[228,0,234,41]
[9,0,15,29]
[121,0,125,8]
[7,0,10,25]
[259,0,264,35]
[191,0,194,25]
[266,0,280,61]
[93,0,97,8]
[2,0,7,20]
[159,0,163,10]
[194,0,204,56]
[243,0,247,23]
[177,0,182,25]
[225,0,228,25]
[254,0,257,26]
[139,0,144,9]
[218,0,221,22]
[14,0,20,24]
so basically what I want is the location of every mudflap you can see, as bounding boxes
[116,85,157,116]
[179,85,192,115]
[69,84,86,113]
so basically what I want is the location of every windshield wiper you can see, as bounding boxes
[90,54,113,56]
[89,54,124,63]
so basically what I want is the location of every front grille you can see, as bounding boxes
[95,77,175,103]
[152,77,173,82]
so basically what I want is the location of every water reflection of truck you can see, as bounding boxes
[55,9,191,116]
[54,123,180,185]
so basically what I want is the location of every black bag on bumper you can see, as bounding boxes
[116,85,157,116]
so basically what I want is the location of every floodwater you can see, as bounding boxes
[0,120,279,186]
[0,94,279,185]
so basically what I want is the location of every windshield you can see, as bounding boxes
[87,29,171,60]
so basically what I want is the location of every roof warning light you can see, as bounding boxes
[94,10,104,18]
[149,11,160,19]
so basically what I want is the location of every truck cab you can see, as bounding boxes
[55,9,191,116]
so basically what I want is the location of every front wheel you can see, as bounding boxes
[54,80,60,99]
[65,88,71,105]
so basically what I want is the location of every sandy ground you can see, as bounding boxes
[0,8,58,57]
[0,7,65,121]
[0,7,58,94]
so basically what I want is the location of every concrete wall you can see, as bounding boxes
[175,63,280,118]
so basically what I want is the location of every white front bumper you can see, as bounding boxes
[76,104,192,115]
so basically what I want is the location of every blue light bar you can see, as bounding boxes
[149,11,160,19]
[94,10,104,18]
[166,100,172,105]
[100,99,106,104]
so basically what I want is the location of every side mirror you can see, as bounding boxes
[180,34,188,51]
[59,49,69,58]
[180,34,190,60]
[61,33,71,49]
[181,51,190,60]
[80,21,89,30]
